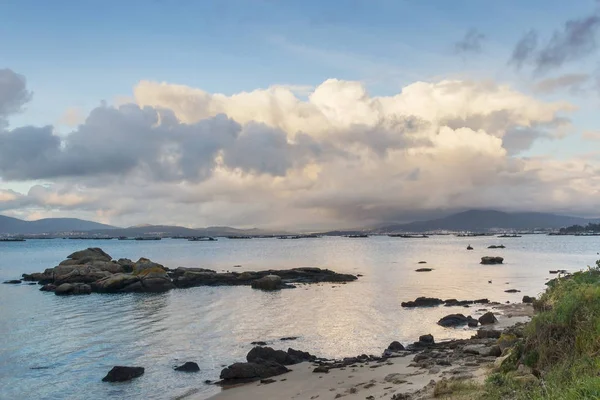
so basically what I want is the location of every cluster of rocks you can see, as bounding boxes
[101,361,200,383]
[481,256,504,265]
[19,248,358,295]
[401,297,490,308]
[437,311,498,328]
[219,346,317,383]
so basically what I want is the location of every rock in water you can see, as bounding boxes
[3,280,21,284]
[505,289,520,293]
[387,341,405,351]
[437,314,470,327]
[415,268,433,272]
[54,283,91,296]
[481,256,504,265]
[401,297,444,307]
[419,334,434,344]
[174,362,200,372]
[250,275,284,291]
[246,346,296,365]
[102,366,145,382]
[478,312,498,325]
[467,245,473,250]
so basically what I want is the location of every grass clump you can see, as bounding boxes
[433,379,480,398]
[481,261,600,400]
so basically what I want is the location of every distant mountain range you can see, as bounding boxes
[1,209,596,236]
[373,210,594,233]
[0,215,117,234]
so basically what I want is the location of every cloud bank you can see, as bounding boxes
[1,68,597,229]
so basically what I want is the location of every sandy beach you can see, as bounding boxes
[203,304,533,400]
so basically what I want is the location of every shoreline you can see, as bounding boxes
[200,303,534,400]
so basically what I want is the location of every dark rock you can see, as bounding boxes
[549,270,567,274]
[287,348,316,362]
[260,378,276,384]
[467,245,473,250]
[313,366,329,373]
[387,341,405,352]
[102,366,145,382]
[505,289,520,293]
[251,275,287,291]
[474,329,502,339]
[478,312,498,325]
[174,362,200,372]
[401,297,444,308]
[481,256,504,265]
[437,314,470,327]
[220,361,290,381]
[487,245,506,249]
[418,334,434,345]
[247,347,296,365]
[54,283,91,296]
[415,268,433,272]
[487,345,502,357]
[418,261,427,264]
[467,317,479,327]
[3,280,21,284]
[280,336,298,341]
[40,283,57,292]
[251,341,268,346]
[67,248,112,263]
[522,295,535,303]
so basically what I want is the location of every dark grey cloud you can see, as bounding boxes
[510,13,600,73]
[0,69,32,126]
[509,30,538,69]
[502,127,549,155]
[532,73,590,94]
[454,29,486,55]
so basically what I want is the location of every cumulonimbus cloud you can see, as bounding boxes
[1,69,597,229]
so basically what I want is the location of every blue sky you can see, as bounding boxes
[1,0,600,226]
[2,0,597,127]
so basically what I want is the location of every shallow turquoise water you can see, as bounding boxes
[0,235,598,399]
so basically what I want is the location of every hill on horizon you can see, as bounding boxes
[0,215,117,235]
[374,210,593,233]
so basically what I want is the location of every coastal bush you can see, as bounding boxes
[482,261,600,400]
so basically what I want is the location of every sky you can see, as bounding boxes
[1,0,600,229]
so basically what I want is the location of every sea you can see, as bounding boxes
[0,235,598,399]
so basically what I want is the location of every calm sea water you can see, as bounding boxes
[1,235,599,399]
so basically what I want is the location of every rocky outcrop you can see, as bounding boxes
[54,283,92,296]
[481,256,504,265]
[522,295,535,304]
[438,314,479,328]
[478,312,498,325]
[251,275,290,291]
[174,362,200,372]
[402,297,489,308]
[102,366,144,382]
[21,248,358,296]
[219,361,290,382]
[387,341,405,351]
[401,297,444,307]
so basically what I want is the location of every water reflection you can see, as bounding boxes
[0,235,599,399]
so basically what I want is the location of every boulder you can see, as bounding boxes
[418,334,434,345]
[415,268,433,272]
[481,256,504,265]
[251,275,285,291]
[478,312,498,325]
[467,245,473,250]
[387,341,405,352]
[40,283,57,292]
[313,366,329,373]
[287,348,316,362]
[54,265,111,285]
[246,346,295,365]
[437,314,470,327]
[220,361,290,381]
[132,258,166,275]
[467,317,479,327]
[102,366,145,382]
[67,248,112,263]
[92,273,140,293]
[401,297,444,308]
[117,258,135,273]
[505,289,520,293]
[522,295,535,303]
[54,283,91,296]
[3,280,21,284]
[174,362,200,372]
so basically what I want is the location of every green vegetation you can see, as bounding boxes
[559,223,600,234]
[479,261,600,399]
